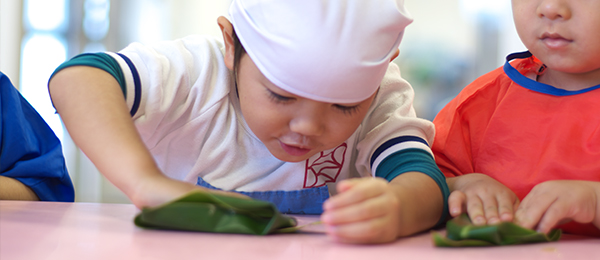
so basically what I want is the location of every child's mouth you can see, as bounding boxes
[280,142,311,156]
[541,33,572,49]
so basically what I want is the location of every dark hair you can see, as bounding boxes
[232,29,246,79]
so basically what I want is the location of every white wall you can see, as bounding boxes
[0,0,23,87]
[403,0,475,59]
[114,0,230,50]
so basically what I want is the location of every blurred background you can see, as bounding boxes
[0,0,525,204]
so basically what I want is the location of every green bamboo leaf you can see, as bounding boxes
[276,221,323,233]
[432,232,494,247]
[134,190,297,235]
[433,214,562,247]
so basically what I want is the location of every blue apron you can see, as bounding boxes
[197,177,329,214]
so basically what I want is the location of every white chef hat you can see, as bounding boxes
[229,0,413,103]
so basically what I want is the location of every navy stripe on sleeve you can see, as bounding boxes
[370,136,429,167]
[116,53,142,117]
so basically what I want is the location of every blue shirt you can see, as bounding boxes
[0,72,74,202]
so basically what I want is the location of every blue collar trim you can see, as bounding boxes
[503,51,600,96]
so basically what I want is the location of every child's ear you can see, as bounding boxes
[390,48,399,62]
[218,16,235,70]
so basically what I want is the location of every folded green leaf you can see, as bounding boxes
[134,191,297,235]
[432,214,561,247]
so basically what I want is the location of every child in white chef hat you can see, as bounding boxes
[49,0,448,243]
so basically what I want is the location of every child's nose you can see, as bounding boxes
[537,0,571,20]
[289,106,325,137]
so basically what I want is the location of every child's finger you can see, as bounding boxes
[325,216,393,244]
[536,195,595,234]
[448,190,467,217]
[465,195,485,225]
[515,195,554,230]
[321,193,390,225]
[496,193,518,222]
[477,193,501,225]
[535,201,567,234]
[335,178,362,193]
[323,178,386,210]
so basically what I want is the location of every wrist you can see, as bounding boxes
[129,172,208,209]
[128,172,174,208]
[390,172,443,237]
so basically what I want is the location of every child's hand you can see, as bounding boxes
[321,178,401,244]
[448,174,519,225]
[515,180,600,234]
[130,173,248,208]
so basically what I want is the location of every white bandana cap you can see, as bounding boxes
[229,0,413,103]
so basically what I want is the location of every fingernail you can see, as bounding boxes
[473,217,485,225]
[535,224,548,234]
[500,213,512,221]
[451,208,460,215]
[488,217,500,225]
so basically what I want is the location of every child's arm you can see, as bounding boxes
[515,180,600,234]
[447,174,520,225]
[321,172,444,244]
[49,66,212,208]
[0,176,39,200]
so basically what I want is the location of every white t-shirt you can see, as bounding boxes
[103,35,435,212]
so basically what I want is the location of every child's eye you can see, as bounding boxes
[266,89,293,103]
[334,104,361,115]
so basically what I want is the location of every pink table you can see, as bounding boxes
[1,201,598,260]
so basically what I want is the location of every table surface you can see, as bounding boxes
[1,201,599,260]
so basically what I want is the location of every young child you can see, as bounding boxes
[0,72,74,202]
[433,0,600,237]
[49,0,449,243]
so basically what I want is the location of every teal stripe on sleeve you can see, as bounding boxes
[50,53,127,97]
[375,148,450,227]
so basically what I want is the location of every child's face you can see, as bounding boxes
[512,0,600,76]
[236,54,376,162]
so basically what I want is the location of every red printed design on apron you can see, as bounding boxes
[303,143,347,188]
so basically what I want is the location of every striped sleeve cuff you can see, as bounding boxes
[49,52,142,117]
[370,136,433,173]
